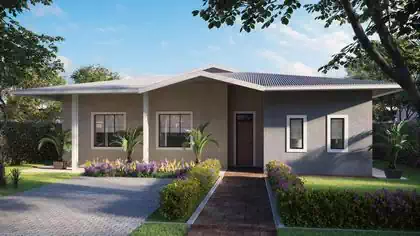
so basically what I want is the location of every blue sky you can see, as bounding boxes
[19,0,356,80]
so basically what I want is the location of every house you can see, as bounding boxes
[14,66,401,176]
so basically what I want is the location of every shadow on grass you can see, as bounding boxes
[277,228,420,236]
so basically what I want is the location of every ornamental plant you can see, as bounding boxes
[183,122,218,163]
[370,121,411,169]
[38,128,71,162]
[113,127,143,163]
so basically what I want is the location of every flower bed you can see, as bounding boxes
[158,158,221,220]
[266,160,420,230]
[83,159,195,178]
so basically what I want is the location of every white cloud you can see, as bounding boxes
[207,45,221,51]
[32,4,64,17]
[257,49,320,76]
[57,55,72,73]
[95,25,127,33]
[54,23,79,33]
[95,39,123,46]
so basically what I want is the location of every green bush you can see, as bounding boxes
[188,166,218,193]
[159,159,221,221]
[159,178,201,220]
[267,161,420,230]
[1,122,60,165]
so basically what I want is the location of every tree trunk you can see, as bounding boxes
[127,151,132,163]
[0,164,5,186]
[339,0,420,113]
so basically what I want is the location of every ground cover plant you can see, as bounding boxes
[267,161,420,230]
[83,159,195,178]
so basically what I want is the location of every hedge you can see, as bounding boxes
[159,159,221,220]
[267,161,420,230]
[1,121,60,165]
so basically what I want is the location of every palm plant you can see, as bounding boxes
[183,122,218,164]
[113,127,143,163]
[370,121,411,170]
[38,129,71,162]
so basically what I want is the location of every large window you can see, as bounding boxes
[286,115,307,152]
[92,113,126,148]
[158,112,192,148]
[327,115,348,152]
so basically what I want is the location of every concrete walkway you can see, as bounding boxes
[0,177,171,236]
[189,171,276,236]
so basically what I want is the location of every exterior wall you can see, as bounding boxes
[228,85,264,168]
[149,78,229,168]
[62,94,143,164]
[264,90,373,177]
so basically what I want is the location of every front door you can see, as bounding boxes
[236,113,254,166]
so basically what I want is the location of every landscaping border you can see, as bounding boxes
[264,177,284,229]
[186,170,225,226]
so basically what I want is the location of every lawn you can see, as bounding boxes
[303,160,420,193]
[130,223,187,236]
[277,228,420,236]
[1,165,79,196]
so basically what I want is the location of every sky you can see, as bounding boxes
[18,0,358,80]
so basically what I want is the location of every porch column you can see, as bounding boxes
[71,94,79,172]
[143,92,149,163]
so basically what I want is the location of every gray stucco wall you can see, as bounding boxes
[263,90,373,177]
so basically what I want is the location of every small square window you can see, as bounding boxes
[92,113,126,148]
[158,112,192,148]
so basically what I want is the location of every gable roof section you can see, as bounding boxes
[13,66,401,98]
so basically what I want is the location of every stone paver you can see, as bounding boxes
[189,171,276,236]
[0,177,171,236]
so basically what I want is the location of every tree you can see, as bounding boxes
[6,71,66,121]
[71,65,120,84]
[113,127,143,163]
[193,0,420,110]
[0,0,64,185]
[347,40,420,121]
[183,122,218,163]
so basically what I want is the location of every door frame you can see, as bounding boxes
[233,111,256,167]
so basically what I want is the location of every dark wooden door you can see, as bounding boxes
[236,113,254,166]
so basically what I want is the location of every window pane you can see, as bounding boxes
[115,115,125,132]
[290,118,303,149]
[94,115,105,147]
[169,115,180,133]
[105,115,115,133]
[331,118,344,149]
[159,113,191,147]
[159,115,169,147]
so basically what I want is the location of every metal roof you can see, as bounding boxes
[13,66,401,99]
[219,72,393,87]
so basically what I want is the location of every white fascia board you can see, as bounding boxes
[13,88,139,96]
[264,84,401,91]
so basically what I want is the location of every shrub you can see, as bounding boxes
[9,168,21,188]
[159,159,221,220]
[266,161,420,230]
[188,166,218,193]
[159,178,201,220]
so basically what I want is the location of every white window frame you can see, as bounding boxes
[327,114,349,153]
[91,112,127,150]
[286,115,307,153]
[156,111,193,150]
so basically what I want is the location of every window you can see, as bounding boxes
[157,112,192,148]
[92,113,126,148]
[286,115,307,152]
[327,115,348,152]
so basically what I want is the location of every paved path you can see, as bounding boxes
[189,171,276,236]
[0,177,171,236]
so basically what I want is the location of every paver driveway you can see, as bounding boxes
[0,177,172,236]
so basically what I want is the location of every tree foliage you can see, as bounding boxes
[183,122,218,164]
[113,127,143,163]
[71,65,120,84]
[0,0,64,127]
[347,40,420,121]
[193,0,420,110]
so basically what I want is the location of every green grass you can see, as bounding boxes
[277,228,420,236]
[1,165,80,196]
[129,223,187,236]
[303,160,420,193]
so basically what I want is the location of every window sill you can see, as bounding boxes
[91,147,123,150]
[286,148,307,153]
[156,147,192,151]
[327,148,348,153]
